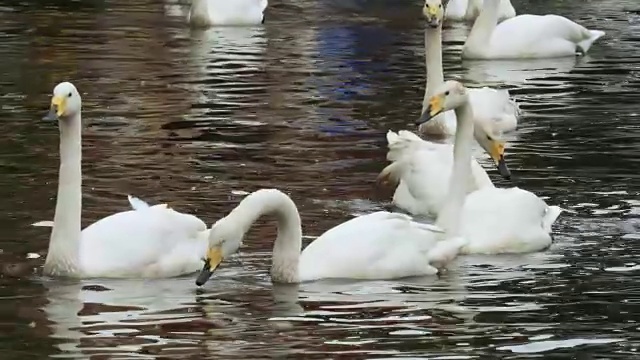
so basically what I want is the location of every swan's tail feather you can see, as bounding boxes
[32,220,54,227]
[386,130,423,162]
[128,195,151,210]
[577,30,605,55]
[542,205,563,233]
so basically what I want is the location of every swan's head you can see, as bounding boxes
[43,82,82,122]
[474,126,511,179]
[423,0,446,28]
[196,220,243,286]
[416,80,468,124]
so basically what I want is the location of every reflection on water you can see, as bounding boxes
[0,0,638,358]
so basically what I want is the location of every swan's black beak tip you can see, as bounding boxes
[497,156,511,180]
[195,263,213,287]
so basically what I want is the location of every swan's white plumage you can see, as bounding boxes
[463,1,605,59]
[77,203,210,277]
[298,211,453,281]
[201,189,466,285]
[188,0,267,27]
[458,188,562,254]
[446,0,515,22]
[381,130,492,216]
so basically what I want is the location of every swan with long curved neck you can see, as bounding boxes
[188,0,268,27]
[414,81,562,254]
[383,0,516,216]
[445,0,515,22]
[462,0,605,59]
[195,184,470,285]
[40,82,210,278]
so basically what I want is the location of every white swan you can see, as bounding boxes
[413,80,562,254]
[194,189,468,285]
[380,0,514,216]
[38,82,210,278]
[378,128,509,216]
[419,0,519,139]
[445,0,515,23]
[462,0,605,59]
[188,0,267,27]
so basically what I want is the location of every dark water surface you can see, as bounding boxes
[0,0,638,358]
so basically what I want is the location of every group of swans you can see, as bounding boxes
[32,0,604,285]
[378,0,597,257]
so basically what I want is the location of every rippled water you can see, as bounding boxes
[0,0,638,358]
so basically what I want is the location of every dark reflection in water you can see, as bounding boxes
[0,0,638,358]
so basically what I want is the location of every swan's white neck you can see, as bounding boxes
[419,25,449,139]
[226,190,303,283]
[436,100,474,237]
[189,0,212,27]
[44,112,83,276]
[464,0,500,55]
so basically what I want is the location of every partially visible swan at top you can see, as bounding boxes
[410,80,562,254]
[188,0,267,27]
[418,0,519,140]
[462,0,605,59]
[445,0,515,23]
[194,189,468,285]
[36,82,210,278]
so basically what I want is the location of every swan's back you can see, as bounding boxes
[459,187,557,254]
[298,211,446,281]
[79,205,208,277]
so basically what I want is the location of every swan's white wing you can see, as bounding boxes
[127,195,151,210]
[487,15,605,58]
[459,187,561,254]
[468,87,519,134]
[298,211,460,281]
[79,206,208,278]
[381,131,492,216]
[206,0,267,25]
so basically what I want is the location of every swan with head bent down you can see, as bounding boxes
[462,0,605,59]
[380,0,515,216]
[188,0,268,27]
[195,189,468,285]
[445,0,515,23]
[35,82,210,278]
[409,80,562,254]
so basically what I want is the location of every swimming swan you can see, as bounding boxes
[445,0,515,23]
[38,82,210,278]
[414,81,562,254]
[462,0,605,59]
[419,0,519,140]
[378,128,510,216]
[380,0,514,216]
[194,189,468,285]
[188,0,268,27]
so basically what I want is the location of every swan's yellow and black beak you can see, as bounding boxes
[415,94,444,125]
[489,140,511,179]
[43,95,65,121]
[423,2,442,28]
[195,246,223,286]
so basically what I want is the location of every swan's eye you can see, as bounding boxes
[67,92,72,98]
[444,91,450,96]
[486,135,492,141]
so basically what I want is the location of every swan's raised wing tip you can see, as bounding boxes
[127,195,152,210]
